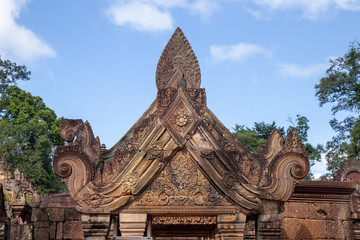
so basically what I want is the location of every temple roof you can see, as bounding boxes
[53,28,309,215]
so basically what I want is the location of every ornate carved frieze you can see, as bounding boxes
[152,216,216,225]
[131,152,232,207]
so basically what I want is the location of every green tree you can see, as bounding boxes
[233,121,285,151]
[315,41,360,172]
[0,86,66,194]
[0,56,30,94]
[232,115,323,167]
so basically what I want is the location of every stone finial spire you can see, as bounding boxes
[156,27,201,89]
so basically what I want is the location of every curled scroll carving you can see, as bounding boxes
[259,128,309,201]
[54,119,101,199]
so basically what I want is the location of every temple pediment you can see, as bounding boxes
[53,28,309,225]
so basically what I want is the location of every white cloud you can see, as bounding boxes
[106,2,174,31]
[0,0,56,62]
[277,62,328,78]
[247,0,360,20]
[106,0,218,32]
[209,41,329,78]
[210,42,271,62]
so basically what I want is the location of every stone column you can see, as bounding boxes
[257,200,283,240]
[119,213,147,237]
[216,212,246,240]
[82,213,110,240]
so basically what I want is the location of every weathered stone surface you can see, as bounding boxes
[34,221,49,228]
[9,224,32,240]
[40,193,77,208]
[64,208,82,221]
[56,222,63,239]
[308,202,331,220]
[285,202,309,219]
[47,208,65,222]
[64,221,85,240]
[32,208,49,222]
[34,227,49,240]
[330,203,351,220]
[49,222,56,239]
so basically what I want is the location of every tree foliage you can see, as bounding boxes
[315,41,360,173]
[0,85,66,194]
[232,115,323,167]
[0,56,30,94]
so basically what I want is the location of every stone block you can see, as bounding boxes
[325,220,345,239]
[34,221,49,228]
[281,218,313,239]
[32,207,49,222]
[285,202,309,219]
[330,203,351,220]
[34,227,49,240]
[64,221,85,239]
[56,222,63,239]
[305,219,327,239]
[64,207,82,221]
[309,202,331,220]
[9,224,32,240]
[47,208,65,222]
[49,222,56,239]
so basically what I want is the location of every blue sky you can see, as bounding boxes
[1,0,360,178]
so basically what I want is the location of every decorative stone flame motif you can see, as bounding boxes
[156,27,201,89]
[132,152,232,207]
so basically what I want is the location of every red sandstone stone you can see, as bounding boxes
[31,208,49,222]
[286,202,309,219]
[47,208,64,222]
[64,208,82,221]
[330,203,351,220]
[56,222,63,239]
[49,222,56,239]
[34,227,49,240]
[63,221,85,240]
[308,202,331,220]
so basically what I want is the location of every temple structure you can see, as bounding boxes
[53,28,309,240]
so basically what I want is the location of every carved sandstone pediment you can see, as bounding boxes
[53,28,309,216]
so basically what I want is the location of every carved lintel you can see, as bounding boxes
[152,216,216,225]
[215,213,246,240]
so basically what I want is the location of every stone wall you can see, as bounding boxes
[32,194,84,240]
[281,180,355,239]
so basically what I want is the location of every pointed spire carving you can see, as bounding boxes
[156,27,201,89]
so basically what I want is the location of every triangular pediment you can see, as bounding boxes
[53,28,309,216]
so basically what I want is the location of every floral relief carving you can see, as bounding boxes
[82,193,113,208]
[132,152,231,207]
[152,216,216,225]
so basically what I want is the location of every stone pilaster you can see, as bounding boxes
[257,200,283,240]
[82,213,110,240]
[216,212,246,240]
[119,213,148,237]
